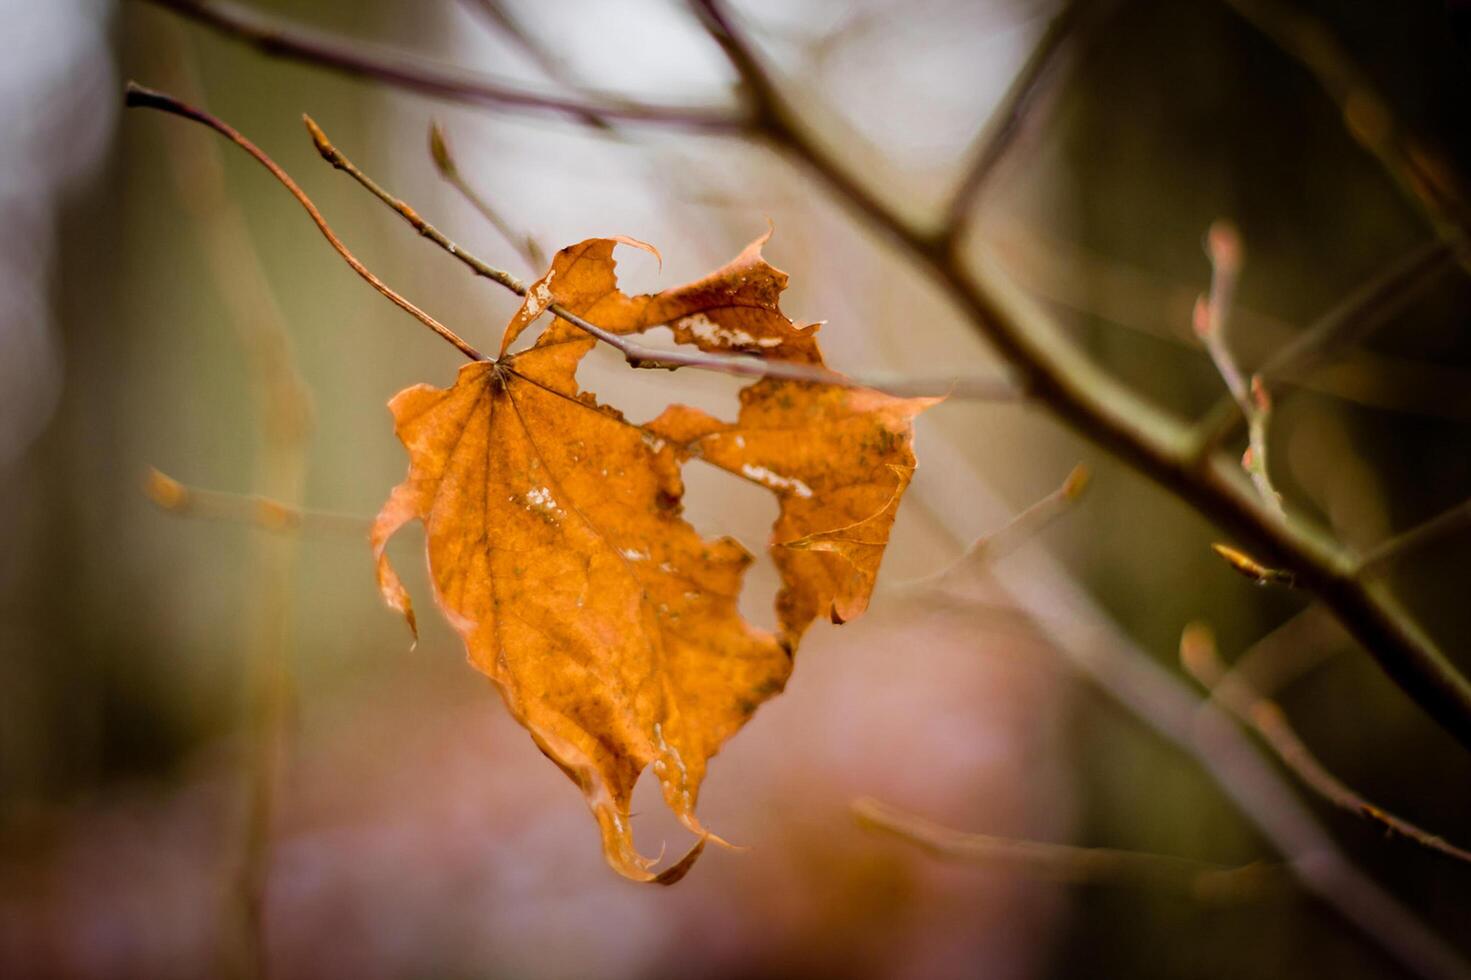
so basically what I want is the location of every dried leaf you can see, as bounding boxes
[375,232,935,882]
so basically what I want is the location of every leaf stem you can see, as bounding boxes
[305,114,1019,401]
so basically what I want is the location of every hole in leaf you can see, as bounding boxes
[678,456,782,636]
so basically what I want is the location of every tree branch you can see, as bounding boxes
[1217,0,1471,272]
[901,428,1471,980]
[940,0,1090,241]
[137,0,748,134]
[1192,221,1283,512]
[1357,497,1471,578]
[906,463,1089,598]
[853,796,1282,902]
[1195,238,1455,451]
[1182,623,1471,865]
[683,0,1471,754]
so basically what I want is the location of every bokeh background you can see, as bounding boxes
[2,0,1470,977]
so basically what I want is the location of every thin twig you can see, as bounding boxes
[1182,623,1471,865]
[145,467,368,538]
[1193,239,1456,450]
[456,0,613,131]
[125,83,486,361]
[146,34,314,979]
[1192,222,1283,513]
[1262,240,1453,381]
[993,223,1471,420]
[122,15,1471,975]
[853,797,1282,902]
[427,122,545,272]
[683,0,1471,757]
[1217,0,1471,272]
[904,463,1089,597]
[1356,497,1471,578]
[940,0,1089,241]
[1219,606,1340,701]
[305,115,1019,400]
[137,0,748,134]
[904,428,1471,980]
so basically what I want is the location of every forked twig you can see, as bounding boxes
[1190,238,1455,450]
[1181,623,1471,865]
[683,0,1471,759]
[904,430,1471,980]
[137,0,1471,758]
[1192,222,1282,513]
[1219,606,1339,700]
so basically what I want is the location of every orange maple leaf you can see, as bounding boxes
[374,233,936,882]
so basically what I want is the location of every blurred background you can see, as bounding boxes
[2,0,1470,977]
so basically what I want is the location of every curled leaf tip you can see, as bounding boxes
[653,836,709,886]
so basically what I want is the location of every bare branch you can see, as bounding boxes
[995,224,1471,420]
[1218,0,1471,272]
[427,122,546,272]
[1357,497,1471,578]
[897,429,1471,980]
[908,463,1090,596]
[1182,623,1471,866]
[138,0,748,134]
[1194,239,1456,451]
[1261,240,1454,381]
[125,83,487,361]
[144,36,314,977]
[683,0,1471,756]
[456,0,616,132]
[1220,606,1340,701]
[1192,222,1283,513]
[853,796,1282,903]
[940,0,1090,240]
